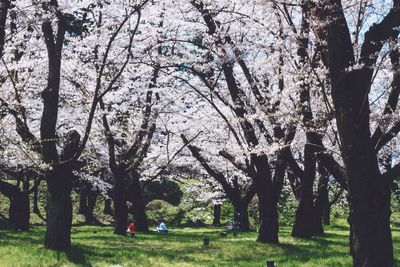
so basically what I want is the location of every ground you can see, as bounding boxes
[0,220,399,267]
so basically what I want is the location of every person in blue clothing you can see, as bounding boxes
[157,221,168,233]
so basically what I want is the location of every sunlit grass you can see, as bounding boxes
[0,222,399,266]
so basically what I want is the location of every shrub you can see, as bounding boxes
[146,199,184,226]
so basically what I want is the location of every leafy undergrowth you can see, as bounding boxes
[0,222,399,267]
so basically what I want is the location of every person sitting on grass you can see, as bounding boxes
[157,221,168,233]
[127,222,136,238]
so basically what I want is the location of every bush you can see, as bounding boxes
[143,180,183,206]
[180,206,210,227]
[146,199,184,226]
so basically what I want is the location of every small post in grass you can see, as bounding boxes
[203,238,210,246]
[266,260,276,267]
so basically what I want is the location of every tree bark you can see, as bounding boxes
[44,166,73,250]
[78,184,98,225]
[232,202,250,231]
[349,174,393,267]
[213,204,221,226]
[238,204,250,231]
[9,190,30,231]
[292,143,317,238]
[257,188,279,243]
[78,184,88,215]
[112,172,128,235]
[85,189,98,225]
[0,179,30,231]
[33,183,46,223]
[308,1,400,263]
[253,155,279,243]
[104,198,113,215]
[315,164,330,228]
[128,172,149,232]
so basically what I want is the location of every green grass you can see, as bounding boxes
[0,222,399,267]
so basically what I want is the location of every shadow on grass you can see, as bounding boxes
[65,228,352,267]
[65,245,92,267]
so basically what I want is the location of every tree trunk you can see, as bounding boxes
[213,204,221,226]
[292,189,315,238]
[112,173,128,235]
[78,184,88,215]
[292,137,319,238]
[85,190,98,225]
[323,204,331,225]
[350,177,393,267]
[44,167,73,250]
[334,73,393,266]
[33,184,46,223]
[129,172,149,232]
[315,165,330,229]
[104,198,113,215]
[252,154,280,243]
[1,178,30,231]
[233,202,250,231]
[257,188,279,243]
[239,204,250,231]
[9,190,30,231]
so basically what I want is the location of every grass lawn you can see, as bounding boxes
[0,222,399,267]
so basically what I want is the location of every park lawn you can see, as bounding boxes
[0,222,399,267]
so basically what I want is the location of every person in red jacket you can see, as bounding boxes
[127,222,136,238]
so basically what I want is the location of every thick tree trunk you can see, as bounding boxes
[1,178,30,231]
[257,188,279,243]
[350,176,393,267]
[239,205,250,231]
[213,204,221,226]
[9,191,30,231]
[292,131,322,238]
[112,173,128,235]
[44,167,73,250]
[292,191,315,238]
[334,73,393,266]
[253,154,281,243]
[232,202,250,231]
[129,172,149,232]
